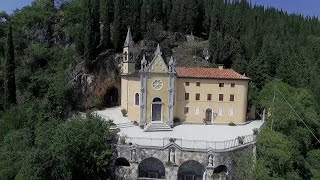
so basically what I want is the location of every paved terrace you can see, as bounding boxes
[94,107,264,150]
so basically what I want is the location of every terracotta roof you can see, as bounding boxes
[175,67,250,80]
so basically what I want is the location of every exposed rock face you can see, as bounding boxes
[70,49,120,109]
[69,32,208,110]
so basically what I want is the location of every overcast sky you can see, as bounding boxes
[0,0,319,18]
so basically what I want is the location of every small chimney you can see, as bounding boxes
[218,65,224,70]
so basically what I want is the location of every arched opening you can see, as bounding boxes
[138,157,165,179]
[205,108,213,122]
[104,86,119,108]
[115,157,130,167]
[135,93,139,106]
[178,160,205,180]
[212,165,228,180]
[152,97,162,121]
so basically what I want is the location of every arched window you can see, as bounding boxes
[135,93,139,106]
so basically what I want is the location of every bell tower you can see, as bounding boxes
[122,28,135,75]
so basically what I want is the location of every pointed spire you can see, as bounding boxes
[154,43,162,57]
[169,56,174,66]
[124,27,134,47]
[141,54,147,65]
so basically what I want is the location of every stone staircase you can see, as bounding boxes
[144,122,172,132]
[111,122,136,130]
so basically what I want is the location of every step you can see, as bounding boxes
[144,122,172,132]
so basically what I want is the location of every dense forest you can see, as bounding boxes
[0,0,320,179]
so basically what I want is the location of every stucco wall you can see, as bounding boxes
[121,76,140,122]
[175,78,248,124]
[122,63,249,124]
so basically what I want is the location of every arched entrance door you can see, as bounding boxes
[178,160,205,180]
[205,108,213,122]
[152,98,162,121]
[138,157,165,179]
[104,87,119,107]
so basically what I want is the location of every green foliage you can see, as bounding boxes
[93,99,103,110]
[0,113,116,180]
[121,108,127,117]
[306,150,320,179]
[228,122,236,126]
[4,25,16,108]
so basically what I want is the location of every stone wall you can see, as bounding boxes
[115,142,255,180]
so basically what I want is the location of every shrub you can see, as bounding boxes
[119,134,127,144]
[121,109,127,117]
[229,122,236,126]
[237,136,245,144]
[173,117,180,123]
[165,161,173,166]
[93,99,103,110]
[211,173,220,180]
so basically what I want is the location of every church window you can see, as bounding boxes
[219,94,224,101]
[230,94,235,101]
[185,93,189,100]
[229,108,235,116]
[207,94,212,100]
[219,83,224,87]
[195,107,200,115]
[184,107,189,114]
[196,82,200,86]
[124,51,127,61]
[196,93,200,100]
[231,83,235,87]
[135,93,139,106]
[185,82,189,86]
[218,108,224,116]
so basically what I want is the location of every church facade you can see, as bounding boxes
[120,29,250,127]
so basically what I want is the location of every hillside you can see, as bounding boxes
[0,0,320,179]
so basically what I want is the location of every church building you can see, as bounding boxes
[120,28,250,128]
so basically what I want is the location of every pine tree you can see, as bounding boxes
[4,25,16,108]
[113,0,124,51]
[84,0,95,71]
[100,0,111,49]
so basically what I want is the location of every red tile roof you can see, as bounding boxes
[175,67,250,80]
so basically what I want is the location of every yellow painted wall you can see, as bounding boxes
[121,76,140,122]
[145,56,170,124]
[121,68,249,124]
[175,78,248,124]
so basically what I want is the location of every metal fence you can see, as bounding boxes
[124,134,256,150]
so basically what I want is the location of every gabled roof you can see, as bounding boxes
[175,67,250,80]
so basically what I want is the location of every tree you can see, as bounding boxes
[82,0,100,71]
[100,0,111,49]
[4,25,16,109]
[113,0,125,52]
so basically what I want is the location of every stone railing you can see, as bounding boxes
[122,134,256,150]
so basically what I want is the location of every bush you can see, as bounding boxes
[165,161,174,166]
[237,136,245,144]
[229,122,236,126]
[121,109,127,117]
[173,117,180,123]
[93,99,103,110]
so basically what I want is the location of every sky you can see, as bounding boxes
[0,0,319,18]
